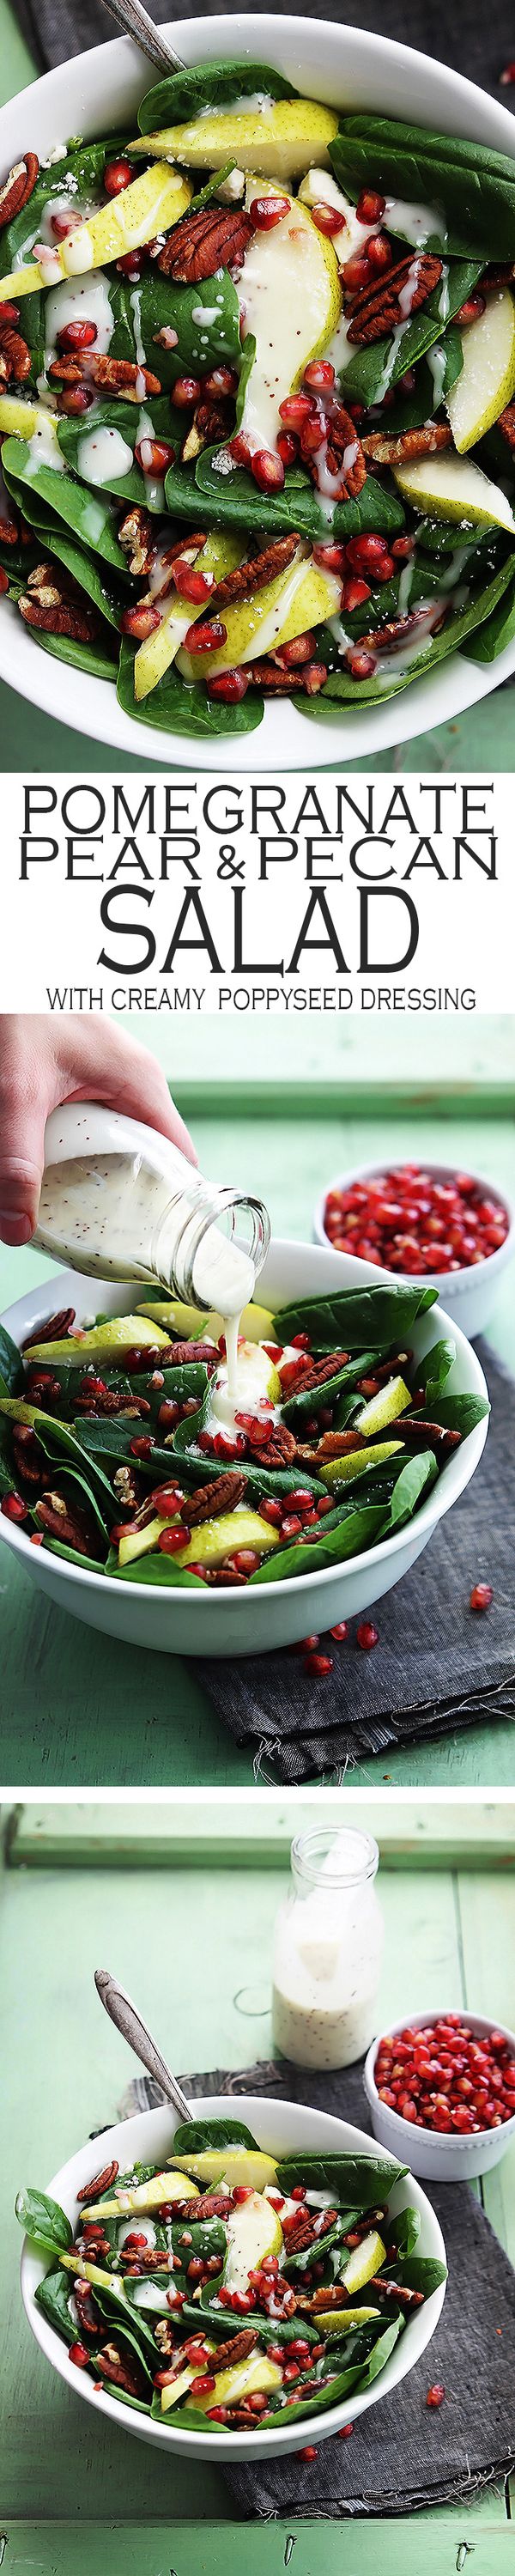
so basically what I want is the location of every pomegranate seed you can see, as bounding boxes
[367,233,392,272]
[123,2232,148,2250]
[58,385,94,415]
[470,1582,494,1612]
[121,604,161,641]
[276,630,316,667]
[70,2343,89,2368]
[456,295,486,325]
[356,189,386,223]
[251,449,285,489]
[500,60,515,82]
[173,563,215,604]
[339,2422,354,2439]
[347,648,377,680]
[346,534,393,577]
[312,201,344,235]
[312,539,347,573]
[171,375,202,408]
[190,2372,216,2395]
[281,1515,303,1539]
[276,429,298,466]
[203,366,239,398]
[304,358,335,390]
[104,157,133,194]
[341,575,371,611]
[427,2384,445,2408]
[300,413,325,455]
[330,1620,348,1641]
[233,2184,254,2203]
[1,1492,27,1522]
[303,1651,334,1676]
[279,392,313,428]
[300,2445,318,2460]
[356,1620,379,1650]
[250,194,290,228]
[228,432,252,467]
[130,1435,153,1458]
[0,300,19,322]
[135,437,174,474]
[117,250,144,277]
[208,669,249,702]
[230,1548,260,1574]
[185,617,227,653]
[57,319,97,350]
[158,1524,188,1553]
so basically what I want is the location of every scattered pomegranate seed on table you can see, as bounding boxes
[322,1163,509,1272]
[375,2015,515,2132]
[300,2444,318,2460]
[500,61,515,81]
[470,1582,494,1612]
[426,2383,445,2408]
[338,2421,354,2438]
[303,1651,334,1677]
[356,1620,379,1651]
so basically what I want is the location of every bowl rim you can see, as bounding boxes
[313,1156,515,1288]
[2,11,515,772]
[20,2087,447,2457]
[364,2008,515,2154]
[0,1239,490,1611]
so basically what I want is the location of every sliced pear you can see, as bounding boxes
[175,1509,282,1571]
[130,100,338,179]
[223,2189,283,2296]
[0,164,191,301]
[235,178,341,459]
[321,1438,404,1487]
[80,2170,199,2220]
[191,2353,282,2415]
[299,166,374,262]
[134,531,245,702]
[24,1315,172,1364]
[342,2230,386,2295]
[170,2148,278,2190]
[446,289,515,453]
[356,1375,412,1437]
[136,1297,276,1345]
[179,552,340,679]
[0,393,58,440]
[393,449,515,535]
[118,1515,166,1569]
[317,2305,381,2336]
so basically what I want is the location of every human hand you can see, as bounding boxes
[0,1015,197,1245]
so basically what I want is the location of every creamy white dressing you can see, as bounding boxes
[24,412,65,474]
[77,422,133,485]
[197,91,273,118]
[374,318,409,401]
[136,404,166,512]
[299,166,377,261]
[385,194,447,248]
[130,2281,171,2312]
[374,598,446,683]
[398,257,422,320]
[118,2218,157,2251]
[44,268,113,366]
[272,1830,384,2070]
[439,264,451,324]
[426,340,447,408]
[397,556,415,612]
[438,542,474,590]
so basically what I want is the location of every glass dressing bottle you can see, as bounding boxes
[272,1826,384,2070]
[33,1102,270,1315]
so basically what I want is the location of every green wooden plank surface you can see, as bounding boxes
[9,1796,515,1868]
[1,2523,514,2572]
[1,1828,513,2524]
[1,1103,513,1792]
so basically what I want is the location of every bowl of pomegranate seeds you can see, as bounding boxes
[365,2012,515,2181]
[316,1161,514,1339]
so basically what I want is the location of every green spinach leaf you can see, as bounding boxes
[137,59,297,134]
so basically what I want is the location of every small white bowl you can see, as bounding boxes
[20,2089,446,2460]
[0,1236,489,1657]
[364,2011,515,2184]
[314,1160,515,1341]
[1,14,515,768]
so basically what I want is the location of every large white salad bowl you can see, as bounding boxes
[0,1236,489,1656]
[0,14,515,766]
[20,2089,447,2460]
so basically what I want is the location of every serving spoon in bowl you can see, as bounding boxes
[94,1966,193,2122]
[99,0,186,75]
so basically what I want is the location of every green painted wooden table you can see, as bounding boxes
[1,0,515,775]
[2,1800,514,2550]
[1,1084,514,1790]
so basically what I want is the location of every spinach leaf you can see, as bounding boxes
[464,566,515,661]
[117,636,264,737]
[111,1552,205,1586]
[331,115,515,261]
[182,447,404,542]
[172,2116,258,2153]
[57,397,179,509]
[2,438,128,574]
[410,1393,489,1435]
[396,2252,447,2294]
[384,1449,439,1531]
[304,554,515,714]
[279,2153,405,2197]
[15,2186,72,2251]
[137,59,297,133]
[0,1323,24,1396]
[34,631,118,681]
[415,1335,456,1406]
[35,2267,76,2343]
[192,2300,319,2347]
[338,260,483,410]
[112,268,241,386]
[273,1285,437,1346]
[12,490,124,629]
[282,1350,386,1425]
[385,2204,421,2261]
[3,137,130,271]
[248,1501,387,1584]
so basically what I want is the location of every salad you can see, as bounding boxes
[1,64,515,738]
[16,2112,446,2434]
[0,1279,488,1589]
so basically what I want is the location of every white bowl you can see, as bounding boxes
[20,2089,446,2460]
[0,1236,489,1656]
[2,15,515,769]
[365,2013,515,2184]
[314,1160,515,1341]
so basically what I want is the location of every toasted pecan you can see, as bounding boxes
[154,1340,216,1366]
[0,310,31,384]
[362,422,452,465]
[48,354,161,400]
[0,150,39,228]
[74,2277,100,2337]
[118,503,154,576]
[499,402,515,451]
[247,659,326,696]
[249,1422,297,1466]
[204,2329,258,2370]
[76,2158,119,2203]
[293,1352,351,1393]
[34,1490,96,1551]
[181,396,233,463]
[22,1307,76,1348]
[320,403,367,496]
[12,1423,45,1488]
[212,534,302,609]
[19,586,99,642]
[179,1470,245,1523]
[159,206,254,284]
[96,2342,147,2399]
[358,606,446,655]
[316,1427,367,1459]
[347,251,442,345]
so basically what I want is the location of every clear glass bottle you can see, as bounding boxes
[33,1101,270,1314]
[272,1826,384,2070]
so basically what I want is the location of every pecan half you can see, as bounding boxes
[362,422,452,465]
[249,1423,296,1467]
[282,2215,314,2256]
[76,2158,119,2203]
[358,605,446,656]
[49,354,161,400]
[0,308,31,385]
[0,150,39,229]
[74,2278,100,2337]
[19,562,100,642]
[159,207,254,284]
[347,252,442,345]
[181,396,233,464]
[184,2190,232,2221]
[499,402,515,451]
[95,2342,147,2398]
[293,1352,351,1394]
[368,2275,424,2309]
[22,1308,76,1348]
[204,2329,258,2370]
[180,1469,245,1524]
[296,2282,349,2314]
[154,1340,216,1367]
[12,1422,45,1487]
[118,504,154,576]
[399,1416,462,1455]
[316,1427,367,1459]
[319,403,367,496]
[247,659,326,696]
[34,1490,96,1552]
[212,534,301,609]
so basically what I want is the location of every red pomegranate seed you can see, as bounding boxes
[203,366,239,398]
[330,1620,348,1641]
[121,604,161,641]
[171,375,202,407]
[303,358,335,390]
[303,1651,334,1676]
[279,392,313,428]
[135,436,174,474]
[312,201,345,235]
[342,251,373,290]
[185,617,227,653]
[500,60,515,82]
[342,575,371,611]
[173,563,215,603]
[158,1524,188,1553]
[1,1492,27,1522]
[104,157,133,194]
[130,1435,153,1458]
[356,1620,379,1650]
[58,384,94,415]
[250,194,290,228]
[117,249,144,277]
[208,667,250,702]
[57,319,97,350]
[251,449,285,489]
[300,2445,318,2460]
[345,534,394,578]
[456,295,486,325]
[190,2372,216,2395]
[276,429,298,466]
[70,2343,89,2368]
[427,2384,445,2408]
[367,234,392,270]
[470,1581,494,1611]
[347,648,377,680]
[356,189,386,223]
[228,432,252,467]
[339,2422,354,2439]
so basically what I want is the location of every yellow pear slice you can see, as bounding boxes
[118,1506,281,1572]
[0,393,59,440]
[136,1297,276,1344]
[24,1315,171,1364]
[342,2230,386,2294]
[189,2353,282,2415]
[446,289,515,453]
[134,531,245,702]
[131,100,338,179]
[322,1439,404,1487]
[317,2305,381,2336]
[394,449,515,534]
[80,2169,199,2219]
[224,2189,283,2293]
[236,179,341,459]
[356,1375,412,1436]
[0,164,191,301]
[179,552,340,679]
[170,2148,278,2189]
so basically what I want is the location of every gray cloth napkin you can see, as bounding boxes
[12,0,515,102]
[197,1341,515,1783]
[117,2056,515,2518]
